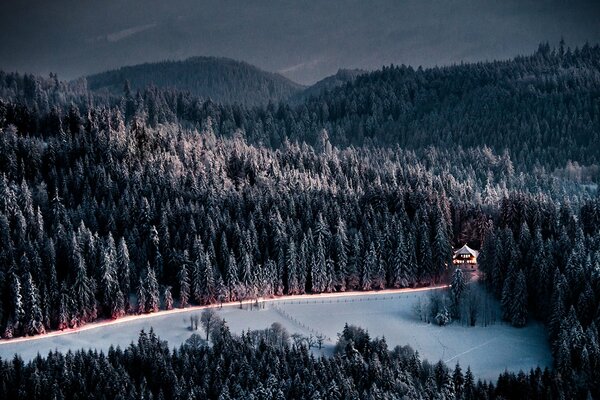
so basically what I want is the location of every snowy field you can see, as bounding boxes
[0,288,551,382]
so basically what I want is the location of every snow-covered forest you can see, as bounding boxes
[0,43,599,398]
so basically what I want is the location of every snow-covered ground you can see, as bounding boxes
[0,288,551,382]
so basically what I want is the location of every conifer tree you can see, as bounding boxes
[164,286,173,310]
[286,240,299,295]
[361,242,376,291]
[510,270,528,327]
[23,272,45,335]
[71,254,96,324]
[137,277,147,314]
[451,268,466,319]
[179,263,190,308]
[10,272,25,331]
[146,265,160,313]
[116,237,131,308]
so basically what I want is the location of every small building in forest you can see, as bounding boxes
[452,244,479,269]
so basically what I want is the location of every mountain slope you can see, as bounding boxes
[297,43,600,169]
[292,68,366,103]
[85,56,305,106]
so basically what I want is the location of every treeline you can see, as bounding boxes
[1,42,600,172]
[0,325,563,400]
[478,193,600,395]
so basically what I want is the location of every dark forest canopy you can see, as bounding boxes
[0,43,600,398]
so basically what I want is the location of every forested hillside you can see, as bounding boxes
[0,43,600,398]
[3,43,600,173]
[301,43,600,170]
[290,68,365,103]
[85,57,305,106]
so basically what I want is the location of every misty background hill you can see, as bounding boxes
[86,57,305,106]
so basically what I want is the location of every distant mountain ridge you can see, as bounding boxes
[85,56,306,107]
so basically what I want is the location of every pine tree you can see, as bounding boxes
[10,272,25,331]
[23,273,45,335]
[510,270,528,327]
[179,262,190,308]
[191,249,203,304]
[58,289,70,330]
[451,268,466,320]
[346,233,362,290]
[100,236,124,318]
[501,266,516,322]
[146,265,160,313]
[372,252,386,290]
[464,366,475,400]
[361,242,376,291]
[201,250,215,303]
[453,362,464,399]
[240,251,253,288]
[286,240,298,295]
[312,234,327,293]
[334,218,349,291]
[137,277,147,314]
[71,254,96,324]
[549,269,567,342]
[225,251,239,297]
[416,217,433,283]
[116,237,131,308]
[164,286,173,310]
[432,206,452,280]
[325,257,335,292]
[391,230,409,288]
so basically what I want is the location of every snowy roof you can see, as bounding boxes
[453,244,479,258]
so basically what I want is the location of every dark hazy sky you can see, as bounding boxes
[1,0,600,85]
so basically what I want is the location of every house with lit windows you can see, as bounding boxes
[452,244,478,270]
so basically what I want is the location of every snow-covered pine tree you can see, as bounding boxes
[164,286,173,310]
[10,272,25,332]
[137,277,147,314]
[391,229,409,288]
[312,234,327,293]
[510,269,528,327]
[145,265,160,313]
[23,273,45,336]
[450,268,466,320]
[286,240,298,295]
[361,242,376,291]
[71,254,96,324]
[116,237,131,308]
[179,262,190,308]
[432,205,452,281]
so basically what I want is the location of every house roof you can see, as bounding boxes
[454,244,479,258]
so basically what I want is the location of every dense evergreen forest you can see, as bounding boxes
[0,325,564,399]
[0,43,599,398]
[86,57,305,107]
[3,42,599,172]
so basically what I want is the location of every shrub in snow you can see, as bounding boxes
[435,308,450,326]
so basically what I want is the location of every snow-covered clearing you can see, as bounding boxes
[0,288,551,382]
